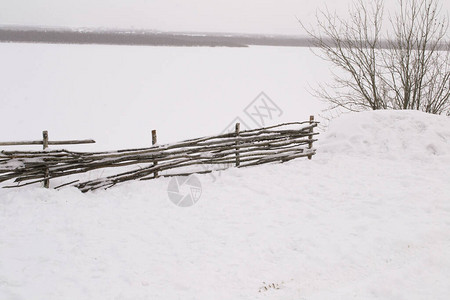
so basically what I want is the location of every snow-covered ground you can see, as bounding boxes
[0,43,329,151]
[1,110,449,300]
[1,0,450,296]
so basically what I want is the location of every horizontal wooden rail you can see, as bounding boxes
[0,139,96,146]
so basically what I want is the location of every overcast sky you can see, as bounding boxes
[0,0,449,35]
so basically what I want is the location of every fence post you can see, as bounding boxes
[235,123,240,167]
[42,130,49,188]
[308,115,314,160]
[152,130,158,178]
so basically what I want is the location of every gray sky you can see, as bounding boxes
[0,0,449,35]
[0,0,364,35]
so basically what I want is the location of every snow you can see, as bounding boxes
[0,43,329,151]
[1,110,450,299]
[321,110,450,161]
[1,0,450,296]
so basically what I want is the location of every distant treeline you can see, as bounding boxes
[2,26,448,49]
[0,26,315,47]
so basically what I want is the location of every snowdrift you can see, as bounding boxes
[320,110,450,161]
[1,110,449,300]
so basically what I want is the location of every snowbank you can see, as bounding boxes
[319,110,450,161]
[1,111,449,300]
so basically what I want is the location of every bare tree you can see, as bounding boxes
[302,0,450,115]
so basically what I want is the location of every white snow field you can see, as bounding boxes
[0,43,329,151]
[1,110,450,300]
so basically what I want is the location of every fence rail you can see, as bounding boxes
[0,119,318,192]
[0,140,96,146]
[0,131,95,147]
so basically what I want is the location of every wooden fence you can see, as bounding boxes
[0,118,318,192]
[0,131,95,188]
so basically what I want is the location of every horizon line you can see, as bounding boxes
[0,25,315,47]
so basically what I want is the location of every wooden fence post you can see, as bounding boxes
[152,130,158,178]
[235,123,240,167]
[308,115,314,160]
[42,130,49,188]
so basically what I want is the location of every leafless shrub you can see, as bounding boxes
[302,0,450,116]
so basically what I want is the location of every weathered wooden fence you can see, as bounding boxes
[0,131,95,188]
[0,119,318,192]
